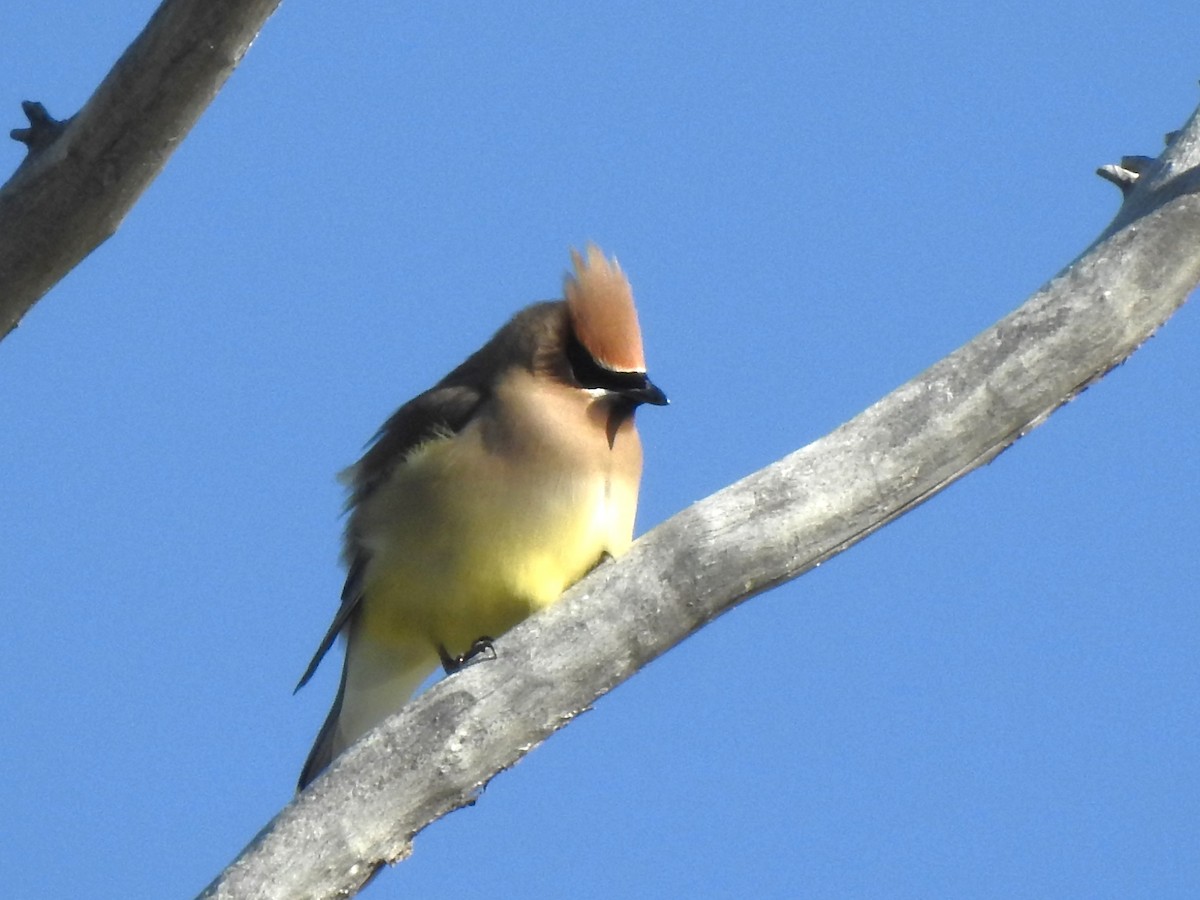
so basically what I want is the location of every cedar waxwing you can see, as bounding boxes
[296,245,667,790]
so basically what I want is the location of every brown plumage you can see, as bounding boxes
[295,245,666,790]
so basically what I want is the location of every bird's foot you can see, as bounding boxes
[438,636,496,674]
[586,550,615,576]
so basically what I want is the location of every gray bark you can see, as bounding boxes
[197,112,1200,899]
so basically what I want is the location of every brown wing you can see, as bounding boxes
[294,381,487,692]
[294,301,568,692]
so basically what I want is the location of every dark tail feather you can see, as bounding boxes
[295,558,366,693]
[297,656,350,792]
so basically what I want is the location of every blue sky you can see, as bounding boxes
[2,3,1198,898]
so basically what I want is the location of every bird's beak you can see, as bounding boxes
[628,377,668,407]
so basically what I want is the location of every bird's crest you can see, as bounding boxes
[564,244,647,374]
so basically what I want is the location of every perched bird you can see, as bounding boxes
[296,245,667,790]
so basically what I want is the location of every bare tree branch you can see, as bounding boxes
[197,104,1200,899]
[9,5,1196,895]
[0,0,281,340]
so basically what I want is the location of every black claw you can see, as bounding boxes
[589,550,615,574]
[11,101,69,157]
[437,636,497,674]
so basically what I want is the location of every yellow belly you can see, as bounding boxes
[356,433,636,657]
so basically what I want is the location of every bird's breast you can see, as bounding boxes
[356,424,639,654]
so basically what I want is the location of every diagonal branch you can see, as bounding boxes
[0,0,281,341]
[198,104,1200,900]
